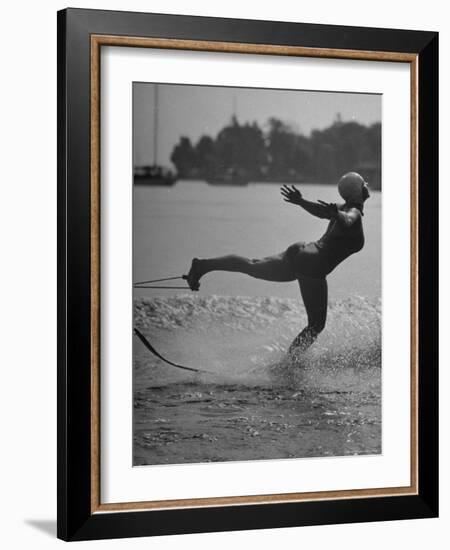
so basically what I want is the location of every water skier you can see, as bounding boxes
[185,172,370,355]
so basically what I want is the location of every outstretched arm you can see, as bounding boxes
[280,185,331,219]
[281,186,361,226]
[317,200,361,227]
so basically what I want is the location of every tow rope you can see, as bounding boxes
[134,327,213,375]
[133,274,191,291]
[133,274,214,374]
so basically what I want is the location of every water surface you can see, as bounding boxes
[132,182,381,466]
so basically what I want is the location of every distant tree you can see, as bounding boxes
[266,118,310,181]
[365,122,382,164]
[295,135,313,180]
[214,117,267,179]
[168,114,381,185]
[309,119,380,183]
[213,116,240,175]
[170,137,197,178]
[195,135,216,178]
[235,121,267,178]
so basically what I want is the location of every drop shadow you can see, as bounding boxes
[25,519,56,538]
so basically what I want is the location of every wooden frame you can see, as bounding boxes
[57,8,438,541]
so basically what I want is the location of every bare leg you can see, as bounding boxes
[186,253,295,289]
[289,276,328,355]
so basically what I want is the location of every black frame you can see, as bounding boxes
[57,8,438,541]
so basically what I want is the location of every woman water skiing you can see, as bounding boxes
[185,172,370,355]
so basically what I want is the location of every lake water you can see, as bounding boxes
[133,182,381,301]
[132,182,381,466]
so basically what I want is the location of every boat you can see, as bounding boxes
[134,84,177,186]
[207,167,249,186]
[134,164,176,186]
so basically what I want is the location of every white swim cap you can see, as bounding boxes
[337,172,367,203]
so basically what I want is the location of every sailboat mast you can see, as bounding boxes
[153,84,159,165]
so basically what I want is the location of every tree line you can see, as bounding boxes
[170,115,381,189]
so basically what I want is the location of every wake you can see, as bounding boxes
[133,294,381,391]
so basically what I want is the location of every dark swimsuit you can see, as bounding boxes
[285,205,365,280]
[280,203,366,350]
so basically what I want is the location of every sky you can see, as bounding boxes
[133,82,381,168]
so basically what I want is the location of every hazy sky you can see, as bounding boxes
[133,83,381,168]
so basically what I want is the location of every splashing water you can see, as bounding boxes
[133,294,381,466]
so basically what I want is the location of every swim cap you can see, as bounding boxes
[337,172,367,203]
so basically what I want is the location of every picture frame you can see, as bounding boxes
[57,7,438,541]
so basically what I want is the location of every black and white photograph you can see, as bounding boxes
[0,0,444,545]
[132,82,382,467]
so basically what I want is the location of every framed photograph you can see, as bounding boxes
[57,8,438,541]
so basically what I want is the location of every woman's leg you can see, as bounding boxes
[288,276,328,355]
[186,253,295,289]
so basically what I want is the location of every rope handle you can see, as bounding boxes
[134,285,189,290]
[133,275,185,285]
[133,273,197,291]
